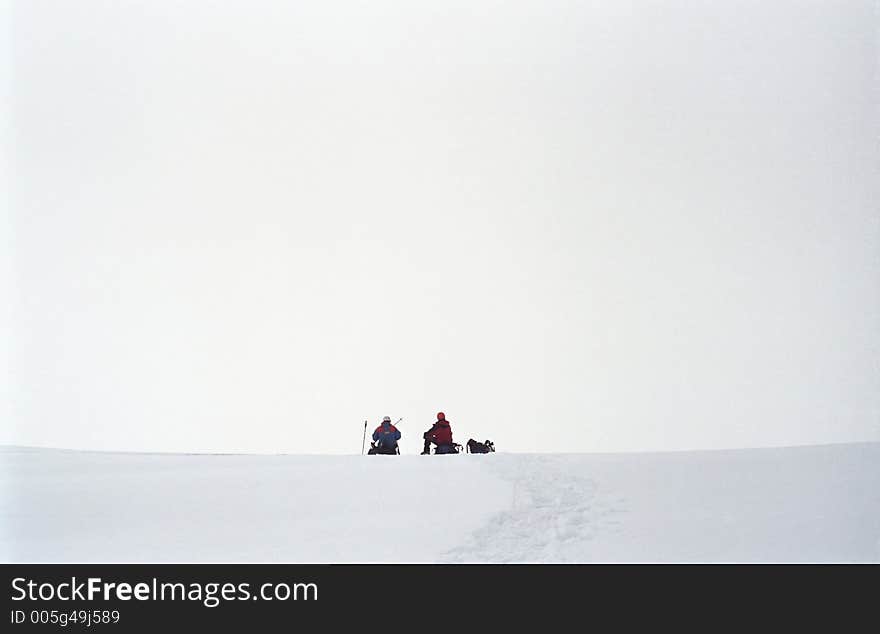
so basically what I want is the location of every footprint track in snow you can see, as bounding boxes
[443,455,627,562]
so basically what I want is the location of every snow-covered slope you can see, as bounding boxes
[2,442,878,562]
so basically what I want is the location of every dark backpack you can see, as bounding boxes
[466,439,495,454]
[367,442,399,455]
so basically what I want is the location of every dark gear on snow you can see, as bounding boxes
[466,439,495,454]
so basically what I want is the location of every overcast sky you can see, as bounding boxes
[2,0,878,454]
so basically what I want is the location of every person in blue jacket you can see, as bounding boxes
[370,416,401,454]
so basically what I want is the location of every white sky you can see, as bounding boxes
[3,0,879,454]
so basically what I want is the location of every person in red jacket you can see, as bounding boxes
[422,412,456,454]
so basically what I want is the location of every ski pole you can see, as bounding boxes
[361,420,368,455]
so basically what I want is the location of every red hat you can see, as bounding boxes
[436,412,445,420]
